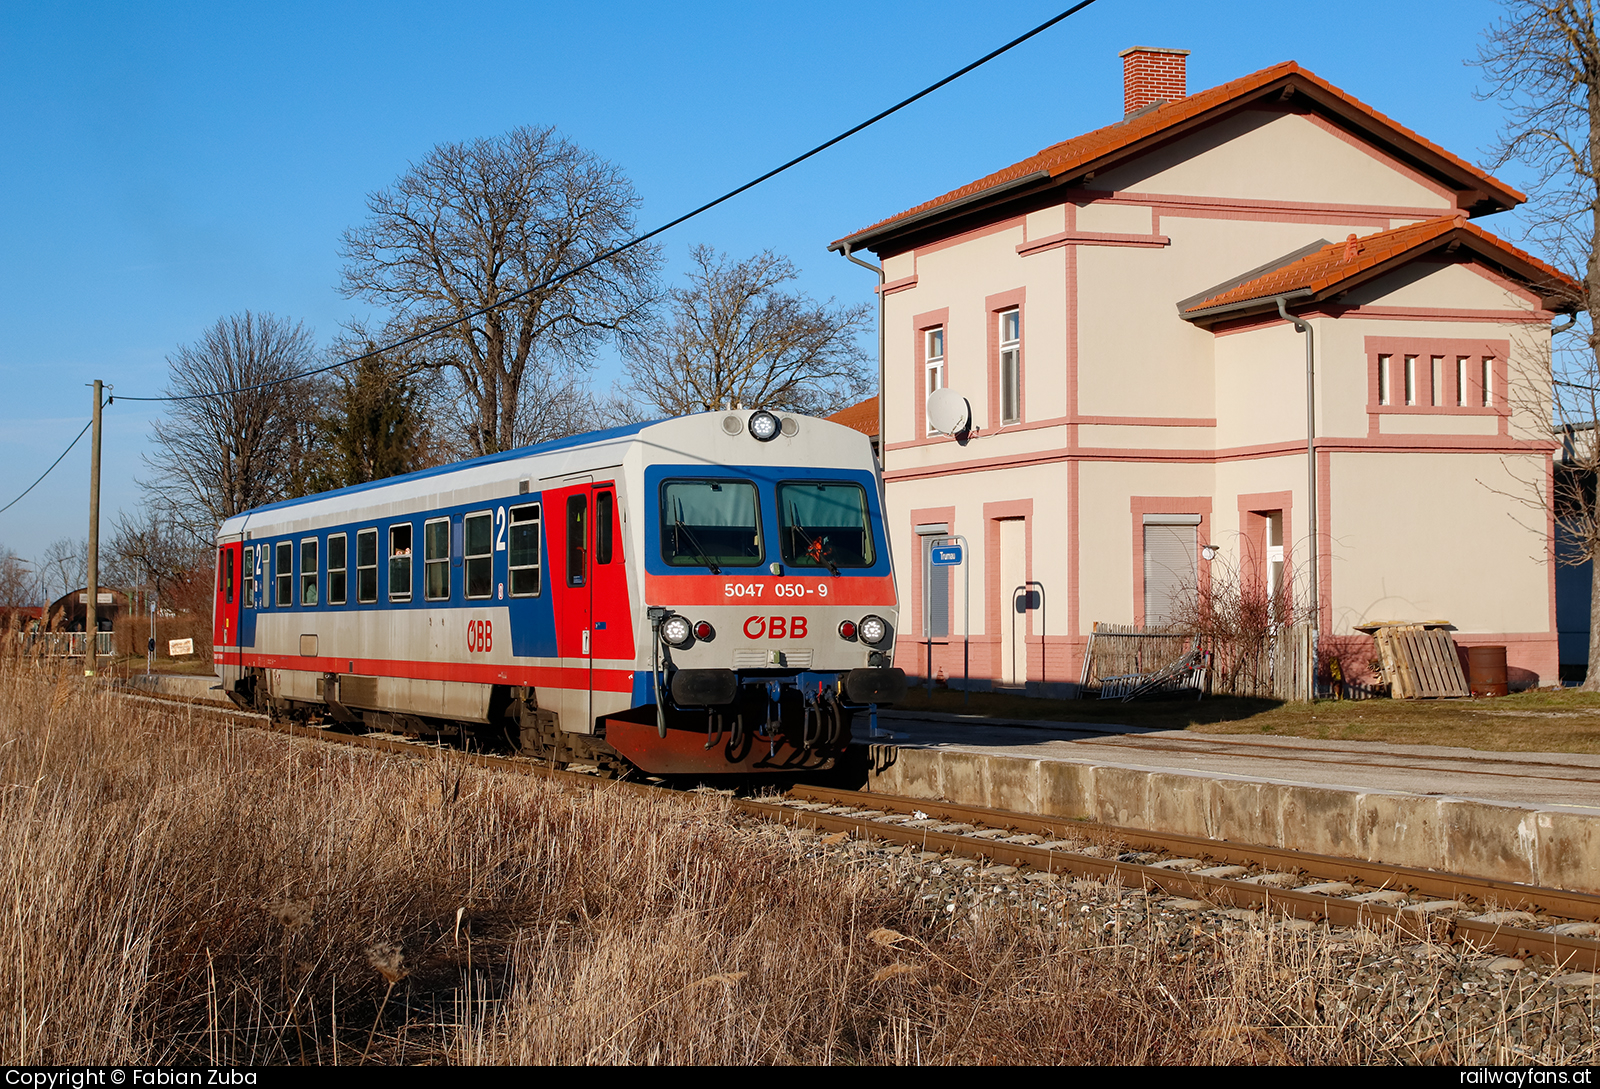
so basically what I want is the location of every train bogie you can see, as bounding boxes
[212,410,906,776]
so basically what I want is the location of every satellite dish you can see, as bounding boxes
[926,388,972,436]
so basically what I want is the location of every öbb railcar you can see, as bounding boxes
[211,410,907,775]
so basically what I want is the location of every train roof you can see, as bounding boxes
[216,411,875,540]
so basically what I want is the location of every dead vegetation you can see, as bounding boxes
[0,660,1595,1064]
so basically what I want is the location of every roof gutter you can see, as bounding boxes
[1179,286,1314,324]
[831,169,1052,254]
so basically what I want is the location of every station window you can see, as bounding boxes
[464,512,492,599]
[327,533,347,606]
[924,327,945,435]
[390,524,414,602]
[300,538,318,607]
[425,518,450,600]
[999,309,1021,425]
[242,546,254,608]
[357,529,378,604]
[509,504,541,596]
[275,541,292,607]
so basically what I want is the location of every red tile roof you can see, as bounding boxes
[834,62,1524,251]
[1179,215,1579,320]
[827,396,878,437]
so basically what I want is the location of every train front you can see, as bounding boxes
[605,409,906,774]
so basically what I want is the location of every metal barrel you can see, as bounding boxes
[1467,645,1509,698]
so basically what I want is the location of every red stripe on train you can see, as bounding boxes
[226,652,635,693]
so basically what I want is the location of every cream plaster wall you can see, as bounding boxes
[883,251,915,282]
[1213,323,1319,449]
[1378,415,1501,436]
[1328,451,1550,635]
[1092,109,1455,210]
[1075,201,1153,234]
[1026,205,1066,238]
[1341,260,1540,312]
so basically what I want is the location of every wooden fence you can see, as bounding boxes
[1079,620,1315,702]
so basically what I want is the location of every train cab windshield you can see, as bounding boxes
[778,482,875,571]
[659,480,763,571]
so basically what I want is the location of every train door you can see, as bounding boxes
[213,536,243,690]
[587,482,632,709]
[562,490,593,727]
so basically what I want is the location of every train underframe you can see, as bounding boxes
[226,666,898,778]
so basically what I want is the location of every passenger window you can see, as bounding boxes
[276,541,292,607]
[465,512,492,599]
[425,518,450,600]
[300,538,319,606]
[358,529,378,603]
[509,504,541,596]
[566,495,587,587]
[596,491,614,565]
[328,533,347,606]
[242,546,254,609]
[389,524,413,602]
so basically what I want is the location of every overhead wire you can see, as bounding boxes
[0,419,94,516]
[113,0,1101,405]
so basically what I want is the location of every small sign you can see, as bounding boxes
[168,638,194,657]
[77,592,114,604]
[930,545,963,566]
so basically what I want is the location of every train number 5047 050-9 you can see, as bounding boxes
[725,582,827,598]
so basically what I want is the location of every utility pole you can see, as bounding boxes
[85,379,103,677]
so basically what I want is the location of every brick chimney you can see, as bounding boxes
[1119,46,1189,115]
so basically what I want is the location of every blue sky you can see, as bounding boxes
[0,0,1526,562]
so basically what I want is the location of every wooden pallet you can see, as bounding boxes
[1369,623,1469,699]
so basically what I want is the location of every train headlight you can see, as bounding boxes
[838,620,857,641]
[748,410,780,442]
[662,615,693,647]
[858,615,888,645]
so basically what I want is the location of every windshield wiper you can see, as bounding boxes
[673,518,722,574]
[788,510,840,576]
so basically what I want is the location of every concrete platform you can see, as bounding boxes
[123,672,228,703]
[863,710,1600,894]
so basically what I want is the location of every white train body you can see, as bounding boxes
[211,411,904,774]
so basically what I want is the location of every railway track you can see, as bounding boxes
[127,686,1600,973]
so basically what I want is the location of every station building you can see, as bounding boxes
[829,48,1579,694]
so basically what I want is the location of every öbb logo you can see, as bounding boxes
[742,616,809,639]
[466,619,493,653]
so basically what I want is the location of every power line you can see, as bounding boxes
[0,418,93,516]
[116,0,1100,405]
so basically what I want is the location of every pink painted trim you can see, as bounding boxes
[879,275,918,296]
[1068,458,1080,642]
[1317,449,1333,639]
[1364,336,1510,434]
[913,216,1025,257]
[882,413,1216,452]
[985,287,1026,430]
[1236,491,1294,606]
[1130,497,1212,626]
[908,505,956,647]
[1017,230,1170,256]
[1547,452,1558,637]
[1079,187,1452,223]
[1336,306,1554,323]
[983,499,1034,682]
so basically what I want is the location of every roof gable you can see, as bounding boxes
[834,62,1523,254]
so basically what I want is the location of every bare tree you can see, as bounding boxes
[0,546,38,609]
[37,536,85,604]
[1479,1,1600,686]
[108,508,208,609]
[340,126,659,457]
[620,246,871,418]
[143,312,318,541]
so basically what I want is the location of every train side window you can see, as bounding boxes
[275,541,292,607]
[389,524,413,602]
[242,546,254,608]
[223,549,235,604]
[300,538,319,606]
[357,529,378,603]
[509,504,541,596]
[566,495,587,587]
[464,512,492,599]
[595,491,614,565]
[327,533,347,606]
[425,518,450,600]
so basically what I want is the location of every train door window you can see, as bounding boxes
[327,533,347,606]
[509,504,541,596]
[223,549,235,604]
[357,529,378,603]
[595,491,614,565]
[300,539,319,606]
[242,546,254,608]
[275,541,292,607]
[566,495,587,587]
[389,524,413,602]
[464,512,492,598]
[425,518,450,600]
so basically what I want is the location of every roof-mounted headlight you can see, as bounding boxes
[748,410,780,442]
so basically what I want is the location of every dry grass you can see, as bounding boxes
[0,658,1594,1064]
[894,685,1600,754]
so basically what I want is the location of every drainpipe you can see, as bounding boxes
[1276,296,1319,696]
[837,244,886,488]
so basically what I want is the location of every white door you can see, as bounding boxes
[999,519,1026,686]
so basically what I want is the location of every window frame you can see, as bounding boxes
[389,523,413,603]
[924,326,945,435]
[998,307,1021,425]
[357,528,378,604]
[464,510,493,600]
[275,541,292,608]
[327,533,347,606]
[424,517,451,601]
[242,545,255,609]
[1366,337,1509,427]
[508,502,542,597]
[657,478,766,570]
[300,537,319,607]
